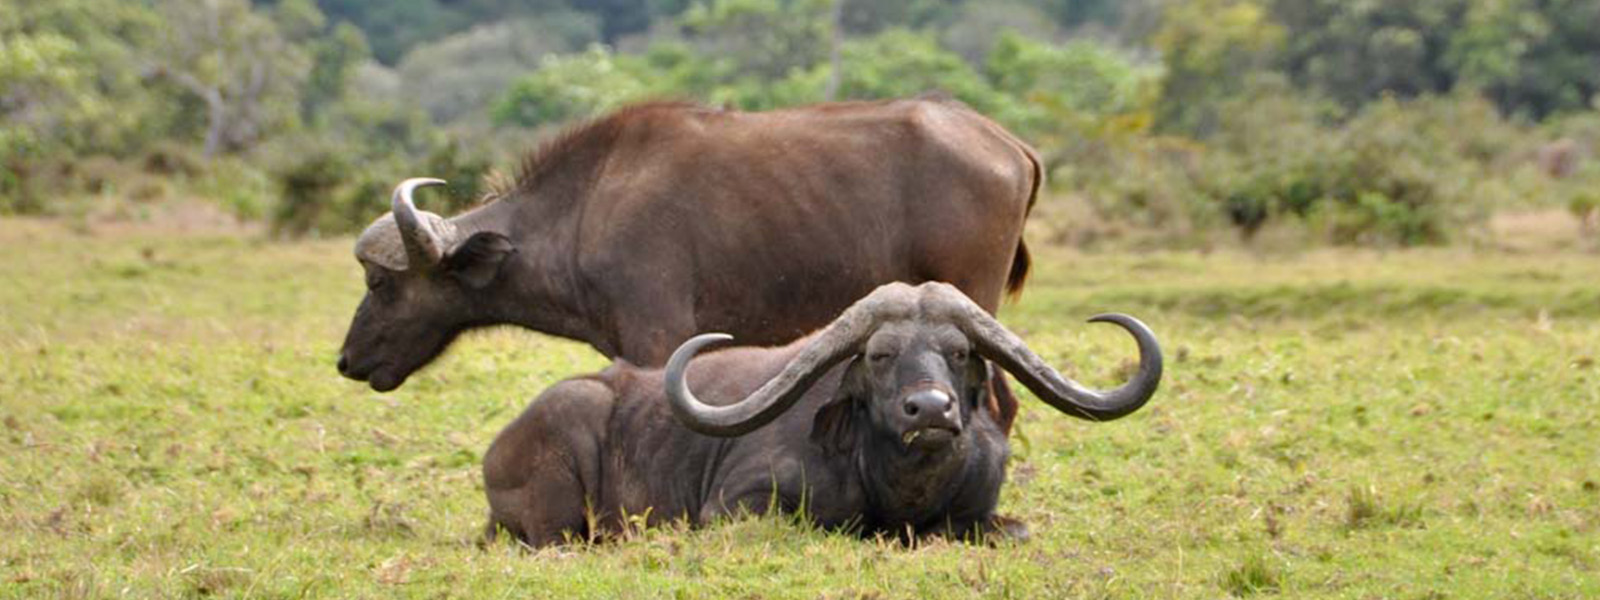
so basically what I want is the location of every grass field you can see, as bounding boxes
[2,217,1597,598]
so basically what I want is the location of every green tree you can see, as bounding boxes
[939,1,1060,64]
[301,22,369,122]
[1269,0,1463,110]
[828,29,1017,117]
[146,0,311,157]
[0,0,166,210]
[1152,0,1284,135]
[398,14,598,123]
[491,45,661,128]
[1446,0,1600,117]
[0,0,162,156]
[682,0,833,80]
[983,30,1161,172]
[986,30,1157,119]
[838,0,959,35]
[313,0,468,65]
[571,0,654,41]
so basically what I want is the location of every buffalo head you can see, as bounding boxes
[665,281,1163,451]
[337,178,516,391]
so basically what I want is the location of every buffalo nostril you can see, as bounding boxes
[904,389,952,418]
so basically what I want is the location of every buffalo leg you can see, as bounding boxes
[482,379,614,547]
[916,514,1029,546]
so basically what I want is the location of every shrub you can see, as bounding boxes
[191,157,273,220]
[421,140,492,215]
[1193,91,1510,246]
[271,149,350,237]
[267,136,492,238]
[140,140,204,177]
[1571,191,1600,240]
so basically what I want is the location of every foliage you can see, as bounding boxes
[987,31,1156,118]
[1270,0,1600,118]
[491,45,661,128]
[681,0,833,80]
[265,129,492,237]
[301,21,371,123]
[396,13,598,123]
[1198,91,1522,246]
[938,0,1060,64]
[271,146,352,237]
[830,29,1015,115]
[146,0,312,157]
[0,0,165,210]
[837,0,957,35]
[1152,0,1284,135]
[1454,0,1600,118]
[313,0,474,64]
[9,0,1600,244]
[1269,0,1462,111]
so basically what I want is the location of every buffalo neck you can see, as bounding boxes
[855,432,972,528]
[450,196,596,352]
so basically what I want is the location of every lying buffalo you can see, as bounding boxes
[482,282,1161,546]
[336,99,1040,410]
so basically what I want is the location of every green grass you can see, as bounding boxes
[2,218,1597,598]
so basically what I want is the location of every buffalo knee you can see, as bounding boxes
[482,379,613,547]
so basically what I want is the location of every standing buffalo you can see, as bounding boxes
[335,99,1041,418]
[482,282,1162,546]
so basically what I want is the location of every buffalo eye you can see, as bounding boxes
[948,349,969,364]
[868,351,895,365]
[366,272,389,292]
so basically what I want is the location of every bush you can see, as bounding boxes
[267,136,493,238]
[191,157,272,220]
[1572,191,1600,241]
[421,140,492,215]
[1192,91,1512,246]
[271,149,351,237]
[140,140,204,177]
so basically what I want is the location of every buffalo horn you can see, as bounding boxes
[925,285,1161,421]
[664,283,921,436]
[391,177,447,270]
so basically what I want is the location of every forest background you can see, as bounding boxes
[6,0,1600,248]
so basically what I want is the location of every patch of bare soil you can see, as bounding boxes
[80,199,263,237]
[1486,209,1590,253]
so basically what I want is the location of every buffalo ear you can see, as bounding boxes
[810,357,864,456]
[443,232,515,289]
[971,360,1015,431]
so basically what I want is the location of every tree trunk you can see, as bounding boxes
[202,93,227,159]
[823,0,845,101]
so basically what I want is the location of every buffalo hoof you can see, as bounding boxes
[982,514,1030,544]
[915,514,1030,546]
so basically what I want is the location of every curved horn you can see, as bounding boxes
[391,177,447,269]
[925,285,1161,421]
[664,283,920,437]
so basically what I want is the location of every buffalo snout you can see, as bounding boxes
[902,388,953,418]
[896,383,962,447]
[335,351,376,383]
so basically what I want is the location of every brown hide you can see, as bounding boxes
[339,99,1040,424]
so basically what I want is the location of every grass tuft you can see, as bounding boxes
[1345,485,1427,530]
[1221,553,1283,596]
